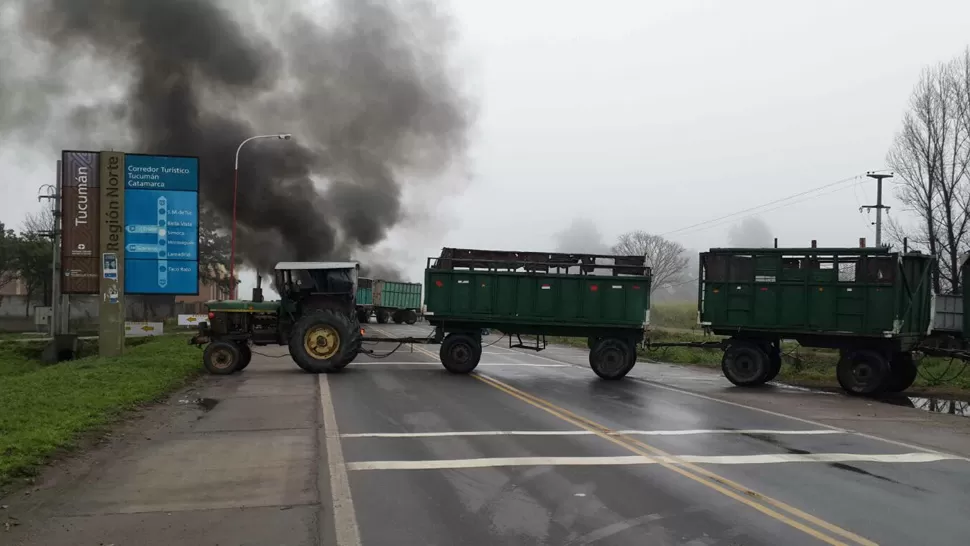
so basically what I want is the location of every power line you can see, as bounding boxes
[660,174,863,238]
[665,178,867,240]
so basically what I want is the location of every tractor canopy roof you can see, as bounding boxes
[274,261,359,271]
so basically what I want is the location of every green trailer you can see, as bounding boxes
[668,247,935,395]
[424,247,652,379]
[355,278,422,324]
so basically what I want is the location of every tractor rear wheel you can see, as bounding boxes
[332,317,364,369]
[589,338,634,380]
[721,341,770,386]
[236,342,253,371]
[837,349,891,395]
[289,310,356,373]
[885,352,918,393]
[204,341,242,375]
[440,333,482,374]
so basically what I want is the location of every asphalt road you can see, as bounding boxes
[5,322,970,546]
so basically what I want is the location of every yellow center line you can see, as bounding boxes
[364,328,875,545]
[474,374,877,546]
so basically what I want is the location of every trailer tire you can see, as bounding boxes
[404,310,418,325]
[589,338,634,380]
[204,341,242,375]
[236,342,252,371]
[722,341,770,386]
[356,309,370,324]
[289,310,356,373]
[763,341,782,382]
[837,349,891,395]
[440,333,481,374]
[376,310,390,324]
[392,311,404,324]
[885,352,918,393]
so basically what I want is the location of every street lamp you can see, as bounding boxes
[229,133,293,299]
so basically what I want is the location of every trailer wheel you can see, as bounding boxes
[885,352,918,393]
[721,341,770,386]
[356,309,370,324]
[376,310,390,324]
[392,311,404,324]
[236,342,253,371]
[837,349,891,395]
[589,338,634,380]
[440,333,482,374]
[763,341,782,382]
[203,341,242,375]
[404,310,418,325]
[289,310,356,373]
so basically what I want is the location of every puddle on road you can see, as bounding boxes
[178,397,220,411]
[773,384,970,418]
[875,395,970,417]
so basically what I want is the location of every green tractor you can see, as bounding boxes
[191,261,367,375]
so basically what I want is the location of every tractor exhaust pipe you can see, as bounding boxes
[253,273,264,303]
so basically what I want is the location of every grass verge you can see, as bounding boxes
[650,301,700,331]
[0,335,201,486]
[550,329,970,394]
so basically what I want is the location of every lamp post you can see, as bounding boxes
[230,133,292,299]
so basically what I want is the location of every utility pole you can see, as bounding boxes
[37,162,63,336]
[862,171,893,247]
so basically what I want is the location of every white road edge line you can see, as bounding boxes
[319,375,362,546]
[487,342,970,462]
[340,429,847,438]
[347,452,962,471]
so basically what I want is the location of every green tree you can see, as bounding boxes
[0,222,19,293]
[198,206,237,298]
[15,232,53,315]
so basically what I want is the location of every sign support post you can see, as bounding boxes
[99,152,126,357]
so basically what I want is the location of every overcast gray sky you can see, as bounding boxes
[3,0,970,295]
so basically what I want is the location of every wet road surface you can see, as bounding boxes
[5,322,970,545]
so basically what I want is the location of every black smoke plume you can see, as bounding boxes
[0,0,471,275]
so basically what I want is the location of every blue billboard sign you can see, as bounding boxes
[123,154,199,295]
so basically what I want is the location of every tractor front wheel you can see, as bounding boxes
[236,342,253,371]
[204,341,242,375]
[289,310,356,373]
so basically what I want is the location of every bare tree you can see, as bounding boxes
[21,205,56,236]
[727,217,773,247]
[612,230,688,294]
[887,49,970,293]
